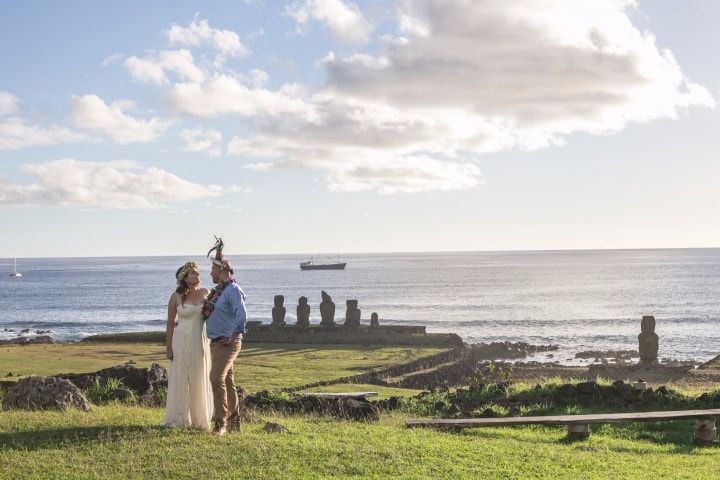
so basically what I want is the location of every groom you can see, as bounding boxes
[205,237,247,436]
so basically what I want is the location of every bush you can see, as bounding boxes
[84,377,130,405]
[153,386,167,405]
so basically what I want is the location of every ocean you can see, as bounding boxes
[1,249,718,363]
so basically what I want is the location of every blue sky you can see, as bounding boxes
[0,0,718,257]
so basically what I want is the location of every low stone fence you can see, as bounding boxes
[83,325,462,347]
[284,347,466,392]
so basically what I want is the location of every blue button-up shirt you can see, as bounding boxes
[206,282,247,339]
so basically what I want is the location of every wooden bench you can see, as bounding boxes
[406,409,720,444]
[297,391,378,400]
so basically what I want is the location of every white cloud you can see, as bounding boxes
[0,117,86,150]
[125,49,205,85]
[180,126,222,156]
[101,53,124,67]
[69,94,172,143]
[323,0,715,133]
[166,19,248,58]
[286,0,372,43]
[166,73,314,118]
[249,68,269,88]
[227,0,713,193]
[0,91,20,115]
[0,159,228,209]
[124,2,714,194]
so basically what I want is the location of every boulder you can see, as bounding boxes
[58,363,167,395]
[328,397,380,422]
[2,376,90,411]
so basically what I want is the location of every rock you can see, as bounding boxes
[20,328,31,334]
[2,376,91,411]
[147,363,167,387]
[263,422,289,434]
[58,363,167,395]
[576,381,597,396]
[556,383,576,399]
[137,389,163,407]
[110,387,135,402]
[329,397,380,422]
[0,335,54,346]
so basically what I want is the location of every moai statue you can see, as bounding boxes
[319,290,336,326]
[370,312,380,327]
[296,296,310,328]
[638,315,659,364]
[271,295,286,327]
[344,299,361,327]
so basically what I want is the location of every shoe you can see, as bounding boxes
[227,414,242,432]
[212,424,227,436]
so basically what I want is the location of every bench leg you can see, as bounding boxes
[566,424,591,440]
[694,419,717,446]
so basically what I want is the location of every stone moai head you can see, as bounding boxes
[347,299,358,310]
[274,295,285,308]
[321,290,331,302]
[370,312,379,326]
[641,315,655,334]
[298,296,308,306]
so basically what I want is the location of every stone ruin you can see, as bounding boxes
[638,315,659,365]
[344,300,361,327]
[296,296,310,328]
[370,312,379,327]
[320,290,336,326]
[271,295,286,327]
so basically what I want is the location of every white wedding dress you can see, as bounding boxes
[162,300,213,430]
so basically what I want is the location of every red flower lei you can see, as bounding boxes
[202,277,236,320]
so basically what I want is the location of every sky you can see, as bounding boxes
[0,0,718,258]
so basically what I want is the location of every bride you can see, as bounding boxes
[162,261,213,429]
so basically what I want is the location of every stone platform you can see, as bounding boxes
[82,324,463,347]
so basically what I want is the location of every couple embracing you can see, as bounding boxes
[162,237,246,436]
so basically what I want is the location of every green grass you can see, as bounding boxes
[0,342,445,391]
[0,405,718,479]
[2,344,720,478]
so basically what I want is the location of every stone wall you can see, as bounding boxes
[82,325,462,347]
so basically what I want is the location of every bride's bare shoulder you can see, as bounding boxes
[168,291,180,305]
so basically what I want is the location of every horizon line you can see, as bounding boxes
[3,245,719,260]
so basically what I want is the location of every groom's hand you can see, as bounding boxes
[166,346,174,360]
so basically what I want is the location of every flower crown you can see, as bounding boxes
[176,261,198,285]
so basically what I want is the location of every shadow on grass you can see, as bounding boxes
[435,423,710,453]
[0,424,167,451]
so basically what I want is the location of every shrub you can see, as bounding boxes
[153,386,167,405]
[84,377,125,405]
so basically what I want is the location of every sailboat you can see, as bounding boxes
[299,254,346,270]
[9,258,22,278]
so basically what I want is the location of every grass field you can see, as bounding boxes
[1,342,719,479]
[0,342,445,391]
[1,406,719,479]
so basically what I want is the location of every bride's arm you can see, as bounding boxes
[166,293,178,360]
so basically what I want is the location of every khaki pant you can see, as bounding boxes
[210,338,242,426]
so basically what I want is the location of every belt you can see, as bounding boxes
[210,335,243,344]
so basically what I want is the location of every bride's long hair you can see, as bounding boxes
[175,261,198,307]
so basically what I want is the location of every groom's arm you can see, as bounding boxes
[231,287,247,335]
